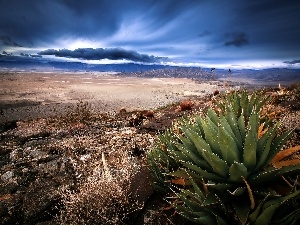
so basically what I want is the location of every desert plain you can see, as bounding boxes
[0,71,233,123]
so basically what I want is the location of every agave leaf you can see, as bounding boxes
[175,189,202,212]
[231,93,241,116]
[169,170,190,178]
[216,216,229,225]
[252,94,262,112]
[229,162,249,182]
[249,165,300,185]
[243,128,257,171]
[182,127,213,154]
[170,148,192,162]
[175,142,212,170]
[184,162,226,182]
[238,114,246,141]
[207,108,219,126]
[183,121,202,137]
[272,145,300,163]
[225,109,243,149]
[202,192,220,206]
[206,182,236,190]
[240,92,249,117]
[194,215,219,225]
[195,115,205,137]
[183,128,229,177]
[249,112,259,138]
[266,130,295,165]
[256,125,274,163]
[254,190,300,225]
[249,194,270,223]
[202,116,221,154]
[218,124,239,165]
[190,178,206,199]
[257,95,271,113]
[227,187,246,196]
[172,204,193,218]
[177,135,197,153]
[255,125,278,171]
[201,150,229,178]
[219,114,235,138]
[248,94,256,116]
[185,190,205,206]
[271,208,300,225]
[264,190,300,209]
[232,197,251,225]
[160,133,177,152]
[253,201,279,225]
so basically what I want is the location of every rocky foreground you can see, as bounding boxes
[0,83,300,225]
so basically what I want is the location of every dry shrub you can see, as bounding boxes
[57,151,142,225]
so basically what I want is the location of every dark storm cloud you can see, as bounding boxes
[20,53,42,58]
[0,35,22,47]
[224,32,249,47]
[283,59,300,65]
[234,0,300,47]
[1,51,13,56]
[38,48,167,63]
[0,0,299,67]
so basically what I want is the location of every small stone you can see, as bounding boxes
[10,149,21,162]
[180,100,192,111]
[119,107,127,113]
[145,110,154,118]
[213,90,220,96]
[38,160,59,176]
[1,171,14,182]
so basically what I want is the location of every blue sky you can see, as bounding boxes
[0,0,300,69]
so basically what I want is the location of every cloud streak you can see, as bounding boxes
[38,48,167,63]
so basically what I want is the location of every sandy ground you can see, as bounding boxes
[0,71,230,122]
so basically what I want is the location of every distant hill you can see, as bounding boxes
[0,55,299,82]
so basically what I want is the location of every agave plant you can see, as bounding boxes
[147,91,300,225]
[215,90,271,119]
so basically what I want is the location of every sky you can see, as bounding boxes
[0,0,300,69]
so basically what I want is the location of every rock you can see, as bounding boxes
[0,194,23,225]
[38,160,59,176]
[213,90,220,96]
[180,100,192,111]
[23,178,60,225]
[10,149,22,162]
[24,148,49,161]
[1,170,19,195]
[145,110,154,118]
[120,107,127,113]
[1,171,14,182]
[128,166,154,221]
[129,112,146,127]
[0,120,17,133]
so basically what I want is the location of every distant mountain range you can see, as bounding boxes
[0,55,299,82]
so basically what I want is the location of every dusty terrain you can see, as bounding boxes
[0,71,299,224]
[0,71,232,123]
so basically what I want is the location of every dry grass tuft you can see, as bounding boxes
[57,151,142,225]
